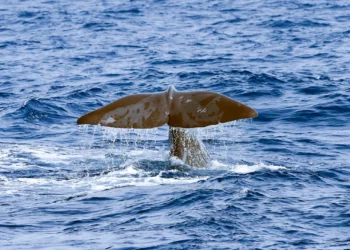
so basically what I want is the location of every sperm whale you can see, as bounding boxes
[77,85,258,168]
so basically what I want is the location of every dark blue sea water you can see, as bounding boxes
[1,0,350,249]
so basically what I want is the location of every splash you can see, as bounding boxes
[0,122,286,200]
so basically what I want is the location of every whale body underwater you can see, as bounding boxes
[77,85,258,168]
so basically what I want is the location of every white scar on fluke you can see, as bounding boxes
[77,85,258,168]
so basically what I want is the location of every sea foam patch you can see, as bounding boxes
[0,143,106,170]
[211,160,286,174]
[0,163,206,198]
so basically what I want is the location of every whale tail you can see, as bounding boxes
[77,85,258,128]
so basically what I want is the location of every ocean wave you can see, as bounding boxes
[82,22,116,30]
[103,8,141,15]
[5,98,69,124]
[261,19,330,28]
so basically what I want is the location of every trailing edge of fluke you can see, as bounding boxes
[77,85,258,129]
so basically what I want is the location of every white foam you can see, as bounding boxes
[211,159,228,167]
[0,161,206,197]
[0,144,106,171]
[17,177,53,185]
[1,159,285,197]
[29,146,104,162]
[0,126,286,200]
[127,149,162,159]
[240,188,250,196]
[0,147,32,170]
[211,160,286,174]
[117,165,140,175]
[169,156,185,165]
[0,150,8,159]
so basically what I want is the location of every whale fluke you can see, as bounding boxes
[77,85,258,168]
[77,85,258,128]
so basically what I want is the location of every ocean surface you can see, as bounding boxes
[1,0,350,249]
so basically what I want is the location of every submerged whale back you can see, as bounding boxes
[77,85,257,128]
